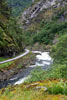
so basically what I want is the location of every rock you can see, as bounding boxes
[35,86,48,91]
[53,34,58,44]
[26,83,39,88]
[20,0,57,26]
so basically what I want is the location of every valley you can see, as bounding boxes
[0,0,67,100]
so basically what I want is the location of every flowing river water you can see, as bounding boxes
[0,51,53,88]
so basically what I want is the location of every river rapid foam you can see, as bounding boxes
[0,50,53,88]
[14,51,53,85]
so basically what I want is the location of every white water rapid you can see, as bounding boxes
[14,51,53,85]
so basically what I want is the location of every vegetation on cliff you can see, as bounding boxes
[20,1,67,46]
[0,0,67,100]
[0,0,24,57]
[8,0,32,16]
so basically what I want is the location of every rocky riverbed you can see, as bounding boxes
[0,50,52,88]
[0,52,35,82]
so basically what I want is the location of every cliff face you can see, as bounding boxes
[22,0,56,20]
[20,0,67,28]
[17,0,67,46]
[0,0,24,57]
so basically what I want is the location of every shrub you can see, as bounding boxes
[48,80,67,95]
[25,66,46,83]
[0,62,13,69]
[32,21,67,45]
[51,34,67,64]
[60,65,67,78]
[25,64,67,83]
[44,64,67,79]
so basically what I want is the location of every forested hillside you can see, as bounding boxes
[0,0,24,57]
[0,0,67,100]
[8,0,32,16]
[20,0,67,46]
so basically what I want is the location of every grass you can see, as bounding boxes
[0,61,13,69]
[0,57,8,62]
[25,64,67,83]
[0,79,67,100]
[48,80,67,95]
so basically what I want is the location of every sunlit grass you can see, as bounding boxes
[0,62,13,69]
[0,79,67,100]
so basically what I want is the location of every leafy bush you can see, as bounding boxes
[44,64,67,79]
[28,21,67,45]
[25,66,46,83]
[25,64,67,83]
[45,64,67,79]
[48,80,67,95]
[0,0,24,57]
[52,8,65,20]
[51,34,67,64]
[60,65,67,78]
[0,62,13,69]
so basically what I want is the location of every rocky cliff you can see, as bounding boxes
[20,0,67,29]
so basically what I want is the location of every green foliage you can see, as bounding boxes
[46,64,67,79]
[60,65,67,78]
[25,64,67,83]
[0,57,8,61]
[25,66,46,83]
[32,21,67,44]
[23,21,67,46]
[8,0,32,16]
[0,0,10,17]
[4,88,10,95]
[0,62,13,69]
[52,8,65,20]
[48,80,67,95]
[26,34,67,82]
[0,0,24,57]
[51,34,67,64]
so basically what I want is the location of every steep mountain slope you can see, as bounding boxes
[19,0,67,46]
[0,1,67,100]
[0,0,24,57]
[20,0,67,28]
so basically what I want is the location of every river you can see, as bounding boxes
[0,50,53,88]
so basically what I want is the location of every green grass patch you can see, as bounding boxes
[0,62,13,69]
[0,57,8,62]
[0,79,67,100]
[48,80,67,95]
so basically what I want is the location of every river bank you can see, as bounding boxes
[0,50,52,88]
[0,52,35,82]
